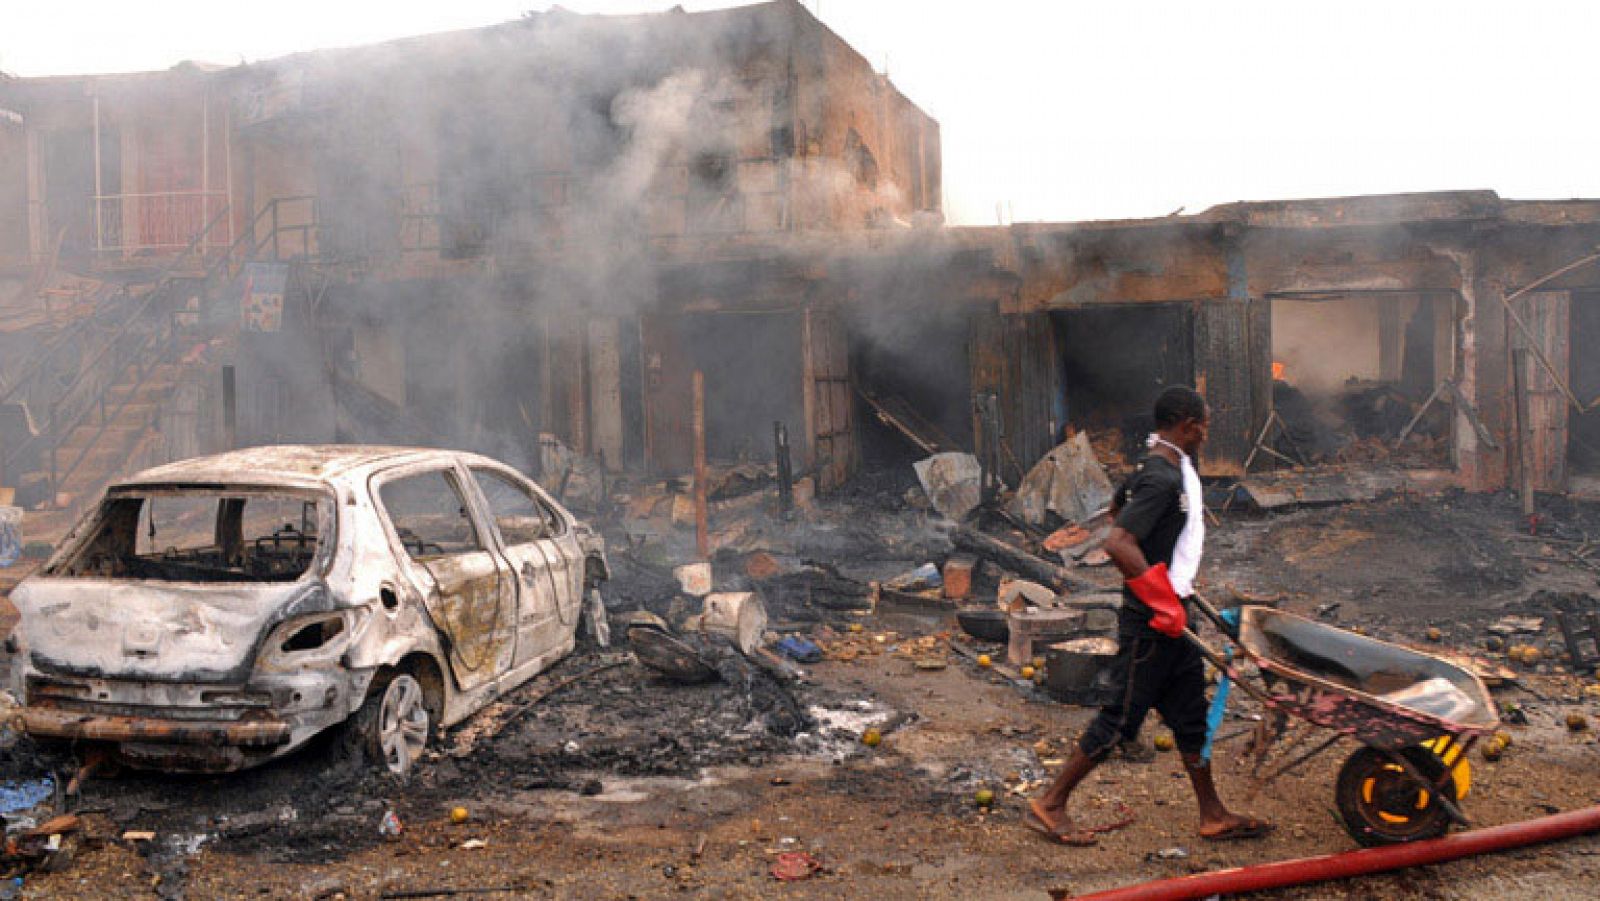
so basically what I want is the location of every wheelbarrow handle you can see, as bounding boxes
[1183,626,1277,710]
[1190,591,1239,640]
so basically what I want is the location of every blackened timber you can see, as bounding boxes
[949,526,1095,593]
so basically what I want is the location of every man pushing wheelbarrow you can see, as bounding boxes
[1026,385,1272,846]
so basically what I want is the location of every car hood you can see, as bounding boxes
[13,577,334,682]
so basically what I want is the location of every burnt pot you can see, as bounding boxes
[956,608,1009,643]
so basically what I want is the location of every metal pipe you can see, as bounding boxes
[1064,804,1600,901]
[692,370,708,559]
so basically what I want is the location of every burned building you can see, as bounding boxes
[3,0,1600,540]
[0,1,941,525]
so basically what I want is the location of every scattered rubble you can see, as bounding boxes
[8,418,1600,897]
[914,452,984,521]
[1010,432,1115,528]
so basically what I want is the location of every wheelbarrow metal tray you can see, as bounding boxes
[1237,607,1500,749]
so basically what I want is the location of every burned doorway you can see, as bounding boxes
[1269,293,1455,468]
[846,303,974,474]
[642,309,806,474]
[1052,303,1193,470]
[1568,290,1600,489]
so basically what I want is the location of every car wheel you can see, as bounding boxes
[357,671,431,776]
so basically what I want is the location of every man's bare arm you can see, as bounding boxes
[1102,526,1150,582]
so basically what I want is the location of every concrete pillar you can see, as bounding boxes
[1449,246,1511,491]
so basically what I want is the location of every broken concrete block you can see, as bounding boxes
[1007,607,1084,668]
[675,561,713,597]
[999,579,1058,611]
[942,554,978,600]
[913,452,983,521]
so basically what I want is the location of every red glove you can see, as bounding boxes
[1127,562,1187,638]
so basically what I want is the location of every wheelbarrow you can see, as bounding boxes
[1185,596,1500,846]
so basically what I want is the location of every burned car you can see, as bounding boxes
[6,446,608,775]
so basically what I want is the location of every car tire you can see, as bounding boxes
[353,670,432,777]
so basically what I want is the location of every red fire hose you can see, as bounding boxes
[1064,804,1600,901]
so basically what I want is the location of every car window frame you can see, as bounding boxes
[464,464,569,550]
[369,460,493,563]
[45,484,338,582]
[465,464,568,549]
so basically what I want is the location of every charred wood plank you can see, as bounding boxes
[948,526,1096,593]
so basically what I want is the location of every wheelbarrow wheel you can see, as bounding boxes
[1335,746,1454,847]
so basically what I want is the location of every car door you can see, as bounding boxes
[535,492,586,623]
[373,463,516,692]
[468,465,576,667]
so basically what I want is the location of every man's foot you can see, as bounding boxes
[1199,812,1273,842]
[1025,799,1099,847]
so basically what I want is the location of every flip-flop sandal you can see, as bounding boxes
[1024,803,1099,847]
[1202,817,1273,842]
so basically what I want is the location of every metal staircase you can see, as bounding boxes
[0,197,321,544]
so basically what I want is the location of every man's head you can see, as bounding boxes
[1153,385,1209,457]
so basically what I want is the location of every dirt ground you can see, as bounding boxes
[6,485,1600,899]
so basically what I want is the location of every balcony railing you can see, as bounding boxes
[94,191,231,255]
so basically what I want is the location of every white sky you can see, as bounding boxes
[6,0,1600,226]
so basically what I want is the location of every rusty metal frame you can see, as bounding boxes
[22,708,291,747]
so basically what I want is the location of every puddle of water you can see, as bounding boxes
[0,778,53,817]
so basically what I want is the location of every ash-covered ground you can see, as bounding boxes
[5,478,1600,899]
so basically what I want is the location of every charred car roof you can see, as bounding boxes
[111,445,499,490]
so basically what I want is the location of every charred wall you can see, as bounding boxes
[1570,288,1600,475]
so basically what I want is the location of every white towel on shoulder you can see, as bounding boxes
[1148,435,1205,596]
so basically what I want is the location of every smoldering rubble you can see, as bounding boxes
[6,1,1600,897]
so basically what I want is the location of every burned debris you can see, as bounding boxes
[6,1,1600,898]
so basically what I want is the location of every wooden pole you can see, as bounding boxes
[1512,347,1536,519]
[692,370,709,559]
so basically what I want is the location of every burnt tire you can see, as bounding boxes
[1335,746,1454,847]
[351,670,432,777]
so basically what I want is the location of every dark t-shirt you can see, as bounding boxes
[1113,452,1190,631]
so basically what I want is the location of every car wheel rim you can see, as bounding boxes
[379,674,428,775]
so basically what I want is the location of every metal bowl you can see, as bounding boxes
[956,608,1010,643]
